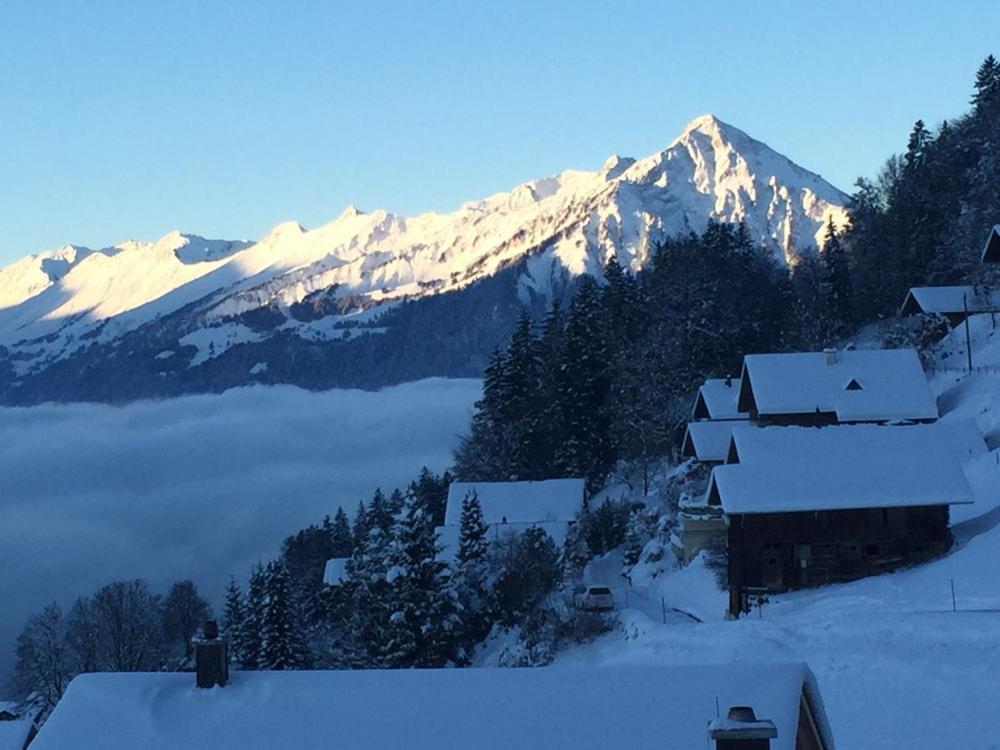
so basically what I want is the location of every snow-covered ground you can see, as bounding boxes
[553,318,1000,749]
[0,378,480,686]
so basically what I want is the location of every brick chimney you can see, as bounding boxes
[708,706,778,750]
[193,619,229,688]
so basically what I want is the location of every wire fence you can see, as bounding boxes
[926,364,1000,375]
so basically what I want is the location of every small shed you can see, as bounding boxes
[30,663,834,750]
[981,224,1000,263]
[899,285,1000,325]
[709,423,976,615]
[692,377,748,421]
[738,349,938,425]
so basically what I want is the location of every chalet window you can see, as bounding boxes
[845,378,863,391]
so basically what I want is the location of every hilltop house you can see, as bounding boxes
[436,478,586,560]
[710,423,980,616]
[899,285,1000,326]
[30,652,834,750]
[737,349,938,426]
[982,224,1000,262]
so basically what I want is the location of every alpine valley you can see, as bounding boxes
[0,115,847,404]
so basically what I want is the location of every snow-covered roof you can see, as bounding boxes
[323,557,348,586]
[693,378,748,420]
[436,521,572,562]
[740,349,938,423]
[444,479,585,526]
[900,286,1000,317]
[682,420,741,462]
[711,423,977,515]
[31,663,833,750]
[982,224,1000,263]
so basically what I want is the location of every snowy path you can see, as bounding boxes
[563,519,1000,750]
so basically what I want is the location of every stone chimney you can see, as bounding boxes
[823,348,837,366]
[708,706,778,750]
[193,619,229,688]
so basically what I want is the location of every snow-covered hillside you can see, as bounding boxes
[0,115,847,403]
[545,316,1000,750]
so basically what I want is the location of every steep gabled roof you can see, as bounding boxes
[899,286,1000,317]
[444,479,585,526]
[682,420,743,462]
[740,349,938,423]
[31,663,834,750]
[692,378,748,421]
[710,423,977,515]
[982,224,1000,263]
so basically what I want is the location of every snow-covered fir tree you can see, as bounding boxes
[260,561,308,670]
[451,491,491,660]
[222,577,246,665]
[241,564,266,669]
[383,495,455,668]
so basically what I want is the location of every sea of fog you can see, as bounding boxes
[0,379,480,686]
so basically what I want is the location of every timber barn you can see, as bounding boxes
[710,423,981,616]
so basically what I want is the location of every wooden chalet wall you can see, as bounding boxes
[727,505,951,615]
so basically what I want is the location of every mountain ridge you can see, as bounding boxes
[0,115,849,403]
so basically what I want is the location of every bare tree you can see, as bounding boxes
[162,580,211,658]
[11,604,72,711]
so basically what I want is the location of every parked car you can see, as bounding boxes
[575,585,615,612]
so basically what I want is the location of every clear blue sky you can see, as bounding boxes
[1,1,998,263]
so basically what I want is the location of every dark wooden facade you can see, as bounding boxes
[727,505,952,616]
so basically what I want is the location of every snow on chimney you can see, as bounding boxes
[193,619,229,689]
[823,348,837,366]
[708,705,778,750]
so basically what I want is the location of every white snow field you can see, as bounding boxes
[0,378,480,683]
[548,317,1000,750]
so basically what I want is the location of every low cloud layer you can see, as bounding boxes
[0,379,480,683]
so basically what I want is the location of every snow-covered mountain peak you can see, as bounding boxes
[337,204,365,220]
[678,112,726,135]
[0,115,852,399]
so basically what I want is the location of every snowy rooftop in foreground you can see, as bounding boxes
[31,663,833,750]
[711,423,978,514]
[682,420,743,462]
[693,377,747,420]
[444,478,585,526]
[741,349,938,422]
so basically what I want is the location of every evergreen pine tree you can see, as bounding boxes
[351,501,370,551]
[552,276,613,487]
[383,496,455,668]
[260,561,308,670]
[241,564,266,669]
[451,490,492,662]
[222,577,246,666]
[329,507,353,558]
[818,218,854,336]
